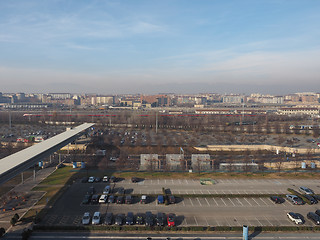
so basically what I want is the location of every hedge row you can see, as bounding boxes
[33,225,320,232]
[287,188,311,205]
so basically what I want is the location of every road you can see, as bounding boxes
[4,231,320,240]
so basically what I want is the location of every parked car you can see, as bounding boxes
[313,195,320,201]
[167,213,175,227]
[99,194,108,203]
[110,176,116,182]
[145,211,154,226]
[315,209,320,216]
[82,212,91,225]
[118,187,125,195]
[87,186,95,195]
[108,195,115,203]
[126,212,134,225]
[169,195,175,204]
[92,211,101,225]
[103,185,111,194]
[140,195,148,204]
[81,177,88,183]
[102,176,109,182]
[104,212,113,225]
[136,213,144,225]
[307,212,320,225]
[88,176,95,183]
[157,195,164,204]
[270,196,285,204]
[115,214,124,225]
[305,195,318,204]
[91,194,100,204]
[82,194,92,204]
[286,195,304,205]
[125,195,132,204]
[131,177,139,183]
[156,212,165,226]
[299,186,314,195]
[287,212,303,224]
[116,196,124,204]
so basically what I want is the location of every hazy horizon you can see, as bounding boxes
[1,0,320,94]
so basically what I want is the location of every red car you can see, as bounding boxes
[167,213,175,227]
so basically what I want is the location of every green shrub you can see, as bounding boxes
[10,217,17,226]
[13,213,20,221]
[0,227,5,237]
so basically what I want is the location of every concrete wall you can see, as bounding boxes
[195,145,320,154]
[166,154,185,171]
[191,154,212,171]
[140,154,159,171]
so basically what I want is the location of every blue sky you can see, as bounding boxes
[0,0,320,94]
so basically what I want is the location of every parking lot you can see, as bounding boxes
[102,178,320,195]
[41,178,320,227]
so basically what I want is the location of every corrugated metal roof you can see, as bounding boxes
[0,123,94,176]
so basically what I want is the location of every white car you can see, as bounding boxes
[102,176,109,182]
[99,194,107,203]
[82,212,91,225]
[88,176,95,183]
[92,211,101,225]
[299,186,314,195]
[287,212,303,224]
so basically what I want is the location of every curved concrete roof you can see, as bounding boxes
[0,123,94,184]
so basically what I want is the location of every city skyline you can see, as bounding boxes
[0,0,320,94]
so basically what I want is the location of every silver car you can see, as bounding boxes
[82,212,91,225]
[299,186,314,195]
[92,211,101,225]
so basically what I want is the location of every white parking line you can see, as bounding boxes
[212,197,218,206]
[228,198,235,206]
[200,190,204,194]
[220,198,227,206]
[244,198,252,206]
[206,190,211,194]
[264,216,274,226]
[196,198,202,206]
[158,179,160,184]
[259,197,269,206]
[205,198,210,206]
[194,216,198,226]
[171,179,174,184]
[204,217,209,226]
[255,217,263,226]
[189,198,194,206]
[235,198,243,206]
[178,179,182,184]
[164,179,167,184]
[193,190,196,194]
[252,198,260,206]
[182,200,185,206]
[225,217,231,227]
[184,218,188,226]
